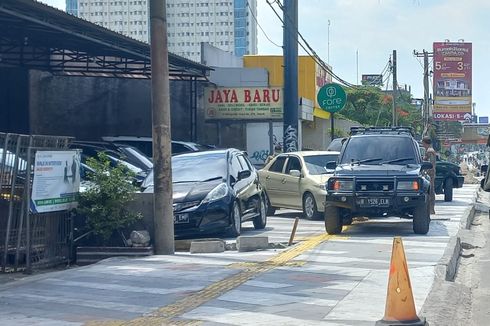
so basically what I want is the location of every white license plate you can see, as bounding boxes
[360,198,390,206]
[174,213,189,224]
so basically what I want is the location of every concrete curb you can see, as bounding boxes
[434,202,476,282]
[421,187,481,323]
[190,240,225,254]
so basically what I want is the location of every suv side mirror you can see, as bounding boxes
[289,169,301,177]
[421,161,433,170]
[326,161,337,170]
[481,164,488,174]
[238,170,251,181]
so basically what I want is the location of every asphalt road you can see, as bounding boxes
[0,184,479,326]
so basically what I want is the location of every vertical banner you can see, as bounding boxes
[433,42,472,121]
[31,151,80,213]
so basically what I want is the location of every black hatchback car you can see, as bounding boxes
[142,149,268,238]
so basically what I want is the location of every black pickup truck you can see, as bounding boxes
[325,127,433,235]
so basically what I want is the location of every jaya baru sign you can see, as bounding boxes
[317,83,347,113]
[31,150,80,213]
[204,87,283,120]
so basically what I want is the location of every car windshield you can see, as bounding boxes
[304,154,339,175]
[172,152,227,182]
[142,152,227,188]
[341,136,417,165]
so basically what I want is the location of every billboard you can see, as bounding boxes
[479,116,489,124]
[361,74,383,86]
[433,42,472,121]
[204,87,283,120]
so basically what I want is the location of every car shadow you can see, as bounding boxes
[339,216,450,238]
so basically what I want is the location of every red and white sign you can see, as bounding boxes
[433,42,472,121]
[204,87,283,120]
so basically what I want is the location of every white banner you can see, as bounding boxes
[31,151,80,213]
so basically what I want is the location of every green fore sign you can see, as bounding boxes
[317,83,347,113]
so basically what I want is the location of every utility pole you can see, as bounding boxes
[356,50,359,85]
[414,49,434,136]
[392,50,397,126]
[150,0,174,254]
[283,0,299,152]
[327,19,330,65]
[423,50,430,135]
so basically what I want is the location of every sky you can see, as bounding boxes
[41,0,490,118]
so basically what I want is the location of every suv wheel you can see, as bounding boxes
[413,198,430,235]
[253,196,267,230]
[325,205,342,235]
[303,192,321,220]
[444,178,453,202]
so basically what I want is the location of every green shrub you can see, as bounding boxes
[78,152,142,242]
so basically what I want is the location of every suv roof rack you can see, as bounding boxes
[350,126,414,137]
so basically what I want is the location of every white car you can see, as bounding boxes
[258,151,340,219]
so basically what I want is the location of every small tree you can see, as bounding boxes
[78,152,142,243]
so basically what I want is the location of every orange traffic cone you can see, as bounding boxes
[376,237,427,326]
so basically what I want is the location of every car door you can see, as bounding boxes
[282,155,302,209]
[263,155,287,207]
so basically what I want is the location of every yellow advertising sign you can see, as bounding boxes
[204,87,283,120]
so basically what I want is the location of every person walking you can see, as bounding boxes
[422,136,437,214]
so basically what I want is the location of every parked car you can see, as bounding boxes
[325,127,432,235]
[68,142,147,185]
[70,141,152,172]
[326,138,346,152]
[419,146,464,201]
[142,149,267,238]
[258,151,340,220]
[101,136,210,158]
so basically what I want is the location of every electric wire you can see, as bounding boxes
[266,0,358,88]
[246,1,282,48]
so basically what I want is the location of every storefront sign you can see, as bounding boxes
[31,151,80,213]
[317,83,347,113]
[433,42,472,121]
[204,87,283,120]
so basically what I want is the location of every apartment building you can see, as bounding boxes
[67,0,257,61]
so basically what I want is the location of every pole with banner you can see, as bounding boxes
[317,83,347,141]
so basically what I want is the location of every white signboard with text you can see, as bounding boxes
[31,151,80,213]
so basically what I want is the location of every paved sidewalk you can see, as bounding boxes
[0,185,479,326]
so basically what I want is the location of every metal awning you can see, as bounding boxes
[0,0,210,79]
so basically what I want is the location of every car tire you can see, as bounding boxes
[227,201,242,237]
[253,196,267,230]
[413,197,430,235]
[303,192,321,220]
[324,205,342,235]
[444,178,453,202]
[265,193,277,216]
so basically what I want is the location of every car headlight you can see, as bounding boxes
[330,179,353,191]
[203,183,228,203]
[315,183,326,191]
[397,180,419,191]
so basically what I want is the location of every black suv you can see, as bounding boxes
[325,127,433,235]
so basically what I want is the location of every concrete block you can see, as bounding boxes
[190,240,225,254]
[236,236,269,252]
